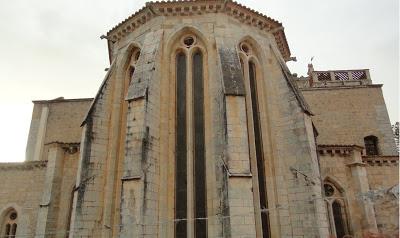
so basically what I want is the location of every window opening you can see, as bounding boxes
[175,52,188,237]
[193,51,207,238]
[324,184,335,197]
[248,61,270,238]
[240,43,251,55]
[364,136,378,155]
[183,36,195,47]
[333,201,346,238]
[324,182,350,238]
[174,36,207,237]
[2,209,18,238]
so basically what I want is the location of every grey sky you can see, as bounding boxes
[0,0,398,162]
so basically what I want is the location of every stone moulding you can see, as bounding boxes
[362,156,399,166]
[105,0,291,60]
[317,144,364,157]
[45,142,81,154]
[0,161,47,170]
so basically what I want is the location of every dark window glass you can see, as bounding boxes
[9,213,17,221]
[129,66,135,83]
[364,136,378,155]
[249,62,270,238]
[333,201,346,238]
[5,223,10,236]
[175,52,187,237]
[193,51,207,238]
[324,184,335,197]
[11,224,17,237]
[183,37,195,47]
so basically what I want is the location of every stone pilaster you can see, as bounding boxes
[32,105,49,161]
[35,143,64,238]
[347,147,378,235]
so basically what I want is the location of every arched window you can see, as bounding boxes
[364,135,379,155]
[174,34,207,238]
[324,182,350,238]
[128,48,141,83]
[332,201,346,238]
[239,41,270,238]
[1,209,18,237]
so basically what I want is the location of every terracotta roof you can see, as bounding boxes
[105,0,291,60]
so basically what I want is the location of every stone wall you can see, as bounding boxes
[365,157,399,237]
[25,99,92,161]
[319,146,399,237]
[0,161,47,237]
[302,86,397,156]
[111,10,328,237]
[319,150,370,238]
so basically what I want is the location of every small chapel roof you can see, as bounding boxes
[105,0,291,60]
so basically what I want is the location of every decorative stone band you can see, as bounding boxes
[0,161,47,170]
[362,156,399,166]
[106,0,291,60]
[317,144,364,157]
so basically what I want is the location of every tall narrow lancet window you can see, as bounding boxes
[324,182,350,238]
[174,35,207,238]
[1,209,17,237]
[193,50,206,237]
[239,42,270,238]
[175,52,188,237]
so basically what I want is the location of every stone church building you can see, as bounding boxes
[0,1,398,237]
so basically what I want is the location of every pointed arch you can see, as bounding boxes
[0,207,19,237]
[119,42,142,70]
[323,177,351,238]
[238,35,267,64]
[238,36,271,238]
[166,25,210,238]
[323,176,346,194]
[117,42,142,85]
[165,25,209,54]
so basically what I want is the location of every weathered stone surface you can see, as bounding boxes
[0,1,397,238]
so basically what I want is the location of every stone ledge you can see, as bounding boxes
[0,161,47,170]
[318,144,363,157]
[362,156,399,166]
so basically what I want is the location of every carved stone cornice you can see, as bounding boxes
[317,144,364,157]
[0,161,47,171]
[45,142,81,155]
[362,156,399,166]
[106,0,291,60]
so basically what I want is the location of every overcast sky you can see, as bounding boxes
[0,0,398,162]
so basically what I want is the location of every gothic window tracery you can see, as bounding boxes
[1,209,17,238]
[323,182,350,238]
[239,40,270,238]
[174,34,207,238]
